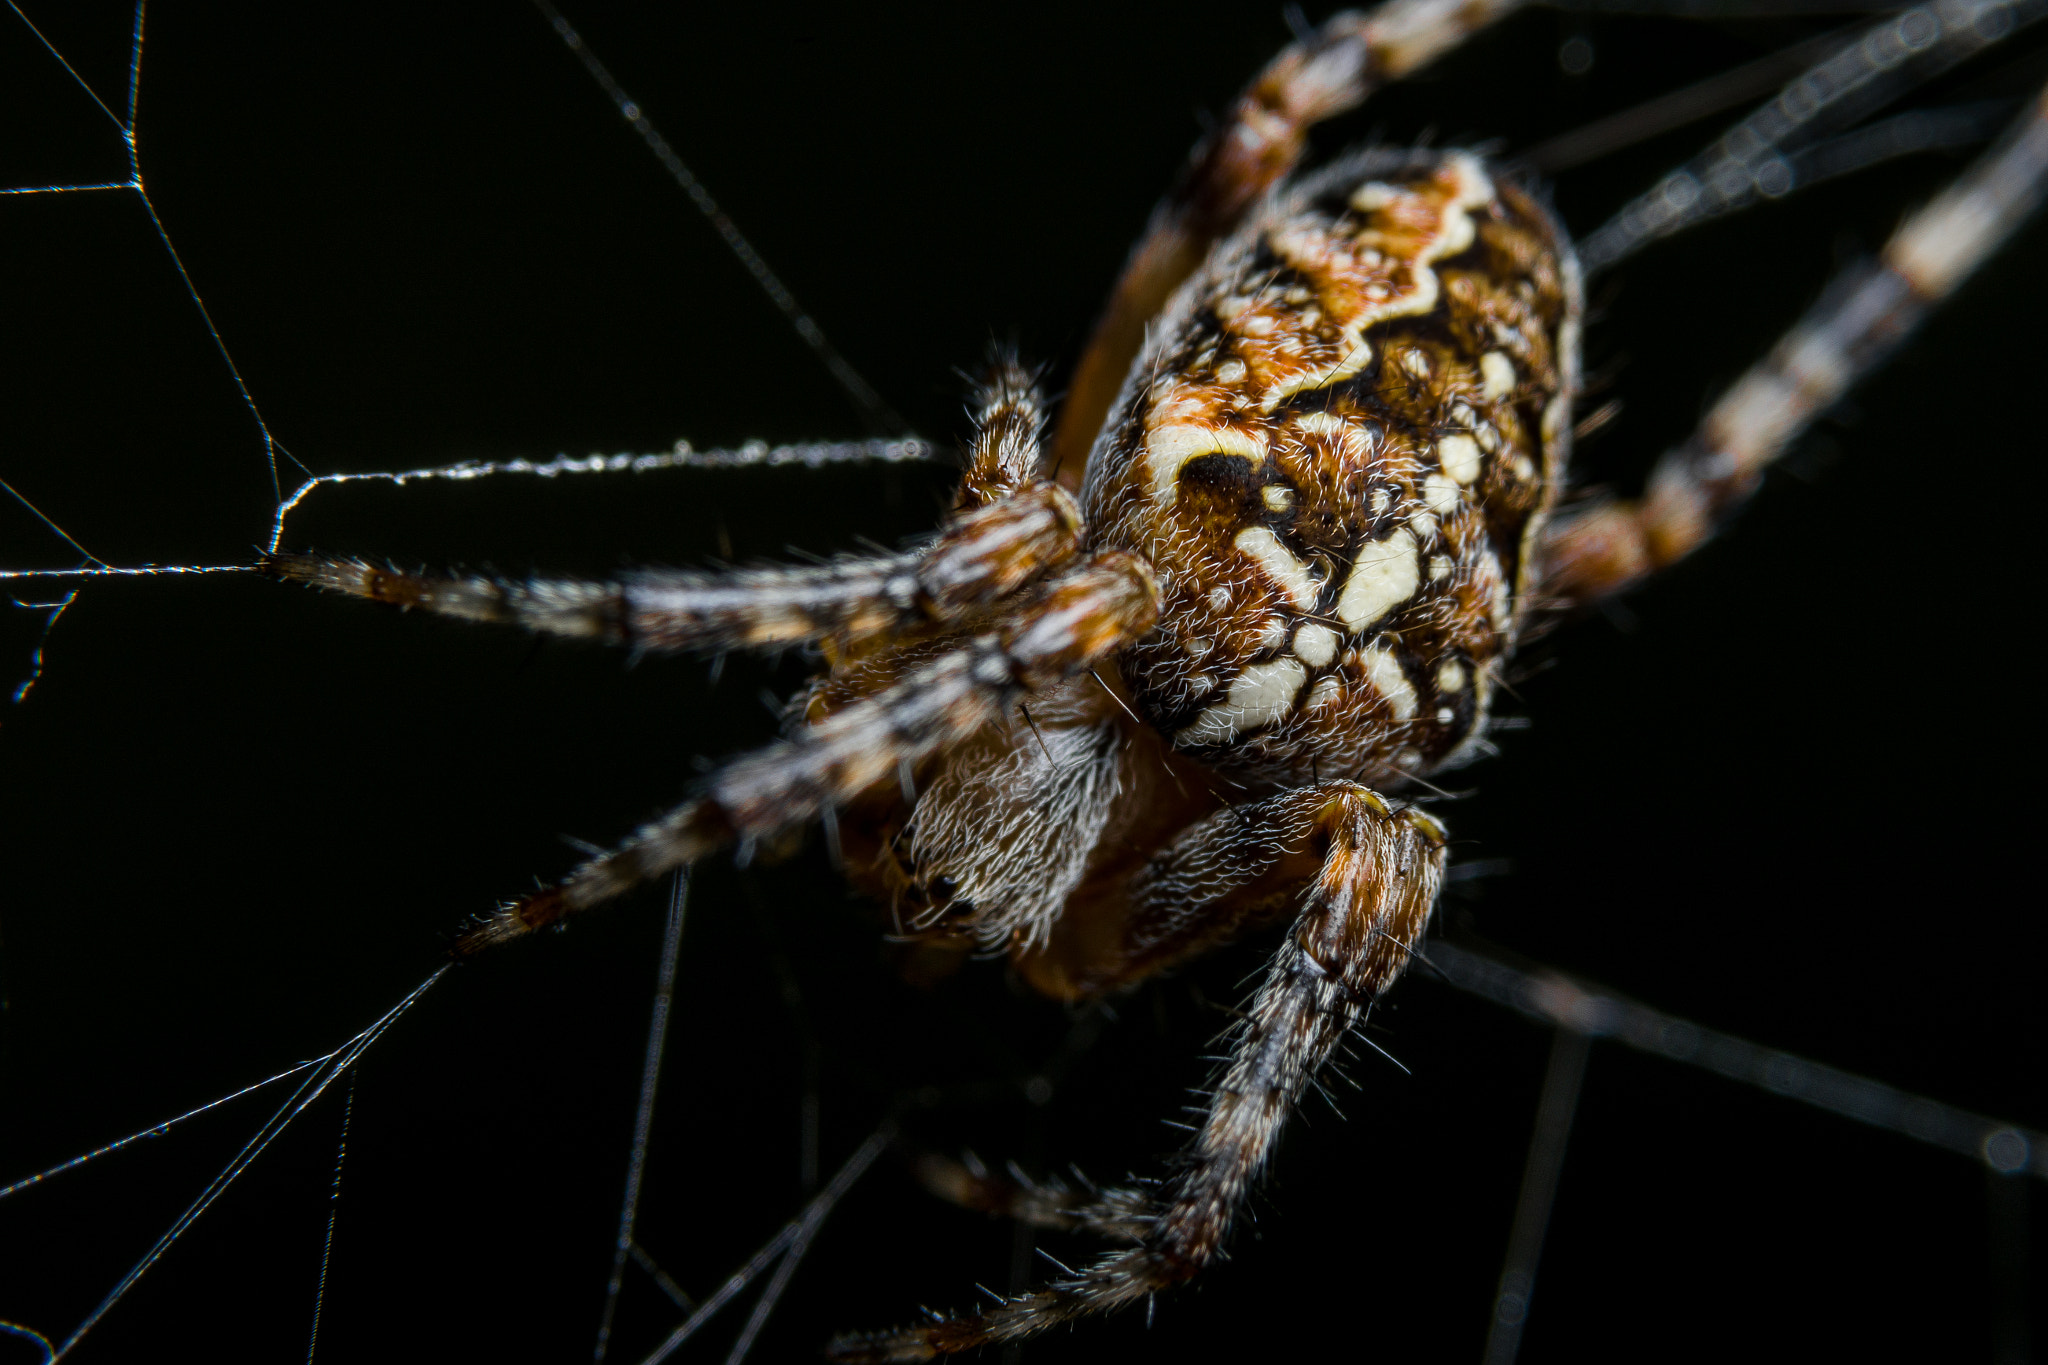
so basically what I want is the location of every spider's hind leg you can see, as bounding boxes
[911,1152,1154,1243]
[834,782,1448,1361]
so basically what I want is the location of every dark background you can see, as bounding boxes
[0,3,2042,1361]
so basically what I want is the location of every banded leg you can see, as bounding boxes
[271,369,1070,652]
[832,783,1448,1361]
[1543,77,2048,606]
[450,552,1159,956]
[954,353,1050,510]
[1576,0,2045,275]
[1047,0,1524,480]
[911,1153,1153,1243]
[264,483,1081,657]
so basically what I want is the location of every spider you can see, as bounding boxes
[4,2,2043,1359]
[242,2,2048,1356]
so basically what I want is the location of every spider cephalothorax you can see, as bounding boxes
[262,0,2048,1356]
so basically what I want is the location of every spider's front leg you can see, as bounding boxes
[449,550,1159,956]
[834,782,1447,1361]
[1050,0,1523,476]
[261,486,1080,660]
[268,360,1073,656]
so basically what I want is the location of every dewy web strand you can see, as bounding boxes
[35,968,450,1360]
[2,4,937,1351]
[1,0,932,709]
[2,439,940,710]
[530,0,910,439]
[302,1075,356,1365]
[595,872,692,1365]
[2,2,306,502]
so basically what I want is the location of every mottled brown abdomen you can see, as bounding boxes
[1083,149,1579,791]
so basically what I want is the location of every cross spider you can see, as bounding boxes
[9,2,2042,1359]
[248,3,2048,1357]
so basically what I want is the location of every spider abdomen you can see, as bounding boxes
[1084,149,1580,789]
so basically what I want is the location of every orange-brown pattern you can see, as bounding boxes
[1087,149,1578,791]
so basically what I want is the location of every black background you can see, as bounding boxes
[1,3,2042,1361]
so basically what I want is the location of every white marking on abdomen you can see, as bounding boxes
[1438,433,1482,484]
[1480,351,1516,399]
[1234,526,1320,610]
[1144,424,1268,507]
[1264,154,1493,413]
[1293,623,1338,667]
[1337,528,1420,632]
[1362,641,1418,722]
[1176,657,1307,747]
[1288,411,1379,469]
[1351,182,1400,211]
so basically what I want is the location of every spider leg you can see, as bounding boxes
[270,369,1078,653]
[833,782,1446,1361]
[264,482,1081,656]
[1048,0,1524,478]
[449,551,1159,956]
[1577,1,2043,275]
[910,1153,1153,1243]
[1543,78,2048,606]
[954,352,1051,509]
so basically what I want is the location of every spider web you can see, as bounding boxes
[1,5,2042,1363]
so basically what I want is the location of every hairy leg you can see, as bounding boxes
[954,353,1051,509]
[271,364,1076,653]
[450,551,1159,956]
[265,484,1080,657]
[1543,77,2048,606]
[834,782,1447,1360]
[1047,0,1525,481]
[1576,1,2044,275]
[910,1152,1153,1243]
